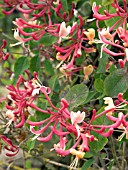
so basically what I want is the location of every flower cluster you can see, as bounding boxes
[0,0,128,169]
[1,73,127,168]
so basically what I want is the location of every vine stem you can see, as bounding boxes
[109,136,122,170]
[43,157,79,170]
[121,142,126,170]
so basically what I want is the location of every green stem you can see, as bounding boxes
[121,142,126,170]
[109,136,121,170]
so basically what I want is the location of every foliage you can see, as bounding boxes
[0,0,128,170]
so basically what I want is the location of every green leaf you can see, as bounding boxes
[48,75,60,106]
[104,69,128,97]
[39,33,57,46]
[44,59,54,76]
[30,55,41,73]
[104,6,121,29]
[89,132,108,152]
[97,52,109,73]
[77,1,92,17]
[94,78,104,93]
[61,0,68,12]
[36,97,49,121]
[48,75,60,92]
[92,106,112,126]
[27,138,36,151]
[82,90,97,105]
[84,152,93,158]
[90,0,102,6]
[65,84,89,110]
[81,158,95,170]
[25,160,31,169]
[102,0,114,6]
[108,160,114,170]
[123,90,128,101]
[14,57,29,78]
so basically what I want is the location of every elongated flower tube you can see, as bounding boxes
[0,135,19,157]
[71,111,85,137]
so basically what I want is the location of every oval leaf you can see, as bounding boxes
[104,69,128,97]
[65,84,89,110]
[14,56,29,78]
[30,55,41,73]
[39,33,57,46]
[94,78,104,93]
[102,0,114,6]
[89,132,108,152]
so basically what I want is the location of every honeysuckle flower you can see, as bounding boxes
[83,65,93,80]
[0,135,19,157]
[92,1,127,26]
[71,111,85,137]
[58,22,71,43]
[84,28,95,44]
[70,149,85,169]
[99,27,114,42]
[0,39,9,61]
[117,27,128,47]
[118,93,128,105]
[125,48,128,61]
[71,111,85,125]
[92,2,115,21]
[6,110,15,127]
[117,124,128,141]
[53,0,60,5]
[104,97,115,115]
[10,29,33,47]
[51,137,68,152]
[73,9,78,17]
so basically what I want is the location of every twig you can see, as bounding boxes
[109,136,122,170]
[43,157,80,170]
[121,142,126,170]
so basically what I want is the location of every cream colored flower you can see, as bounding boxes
[84,28,95,44]
[70,149,85,169]
[58,22,71,43]
[71,111,85,137]
[99,27,113,42]
[103,97,115,115]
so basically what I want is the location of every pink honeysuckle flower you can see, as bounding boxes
[71,111,85,137]
[0,135,19,157]
[92,0,127,27]
[99,27,114,42]
[51,137,68,152]
[0,39,9,61]
[92,2,117,21]
[117,27,128,47]
[118,93,128,105]
[58,22,71,43]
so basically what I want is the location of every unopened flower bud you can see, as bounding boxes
[56,52,62,60]
[118,59,125,68]
[83,65,93,80]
